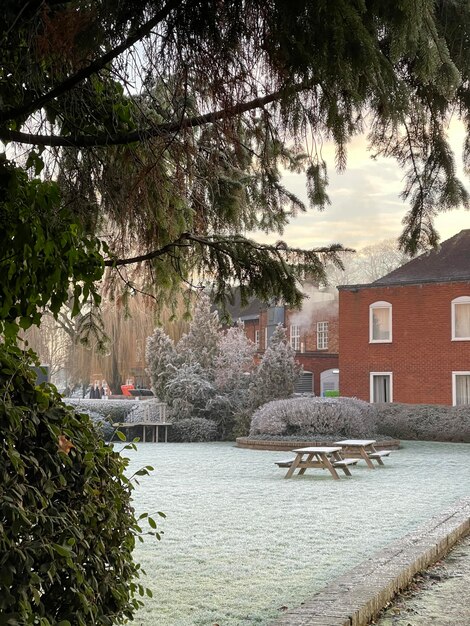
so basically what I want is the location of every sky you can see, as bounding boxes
[251,119,470,252]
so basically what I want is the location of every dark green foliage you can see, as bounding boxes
[0,344,145,624]
[0,156,104,339]
[375,403,470,443]
[2,0,469,309]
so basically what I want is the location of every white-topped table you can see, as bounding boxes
[283,446,353,480]
[335,439,384,469]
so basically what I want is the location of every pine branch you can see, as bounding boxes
[0,84,309,147]
[0,0,181,124]
[104,233,349,268]
[104,233,192,266]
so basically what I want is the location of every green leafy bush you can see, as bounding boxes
[0,345,146,624]
[375,403,470,442]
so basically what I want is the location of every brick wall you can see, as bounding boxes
[294,353,339,395]
[235,294,340,394]
[339,281,470,405]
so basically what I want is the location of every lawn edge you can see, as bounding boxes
[269,496,470,626]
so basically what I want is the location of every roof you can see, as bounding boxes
[217,289,265,321]
[339,230,470,290]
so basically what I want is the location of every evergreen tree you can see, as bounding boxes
[145,327,177,401]
[250,324,301,409]
[164,362,216,422]
[3,0,470,322]
[177,293,222,373]
[214,320,257,394]
[214,320,257,437]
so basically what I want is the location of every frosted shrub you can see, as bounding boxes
[250,396,377,437]
[66,398,136,422]
[170,418,218,442]
[376,403,470,442]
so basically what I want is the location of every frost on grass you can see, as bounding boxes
[129,441,470,626]
[250,396,377,437]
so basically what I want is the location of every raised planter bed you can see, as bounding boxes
[235,436,400,451]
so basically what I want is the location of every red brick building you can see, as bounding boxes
[225,285,339,395]
[338,230,470,405]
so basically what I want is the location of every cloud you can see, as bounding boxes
[249,125,469,250]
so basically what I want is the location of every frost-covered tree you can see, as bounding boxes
[212,320,257,437]
[214,321,256,393]
[250,325,301,410]
[177,293,221,372]
[145,327,177,401]
[144,309,304,438]
[164,363,216,422]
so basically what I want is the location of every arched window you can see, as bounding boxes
[369,301,392,343]
[451,296,470,340]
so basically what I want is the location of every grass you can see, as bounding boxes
[124,440,470,626]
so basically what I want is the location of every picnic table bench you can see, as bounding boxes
[275,446,358,480]
[368,449,391,465]
[334,439,391,468]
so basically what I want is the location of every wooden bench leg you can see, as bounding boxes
[298,453,314,475]
[321,454,341,480]
[361,448,375,469]
[285,454,301,478]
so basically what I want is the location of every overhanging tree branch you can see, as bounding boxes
[104,232,349,267]
[0,0,181,124]
[0,83,310,147]
[104,233,193,266]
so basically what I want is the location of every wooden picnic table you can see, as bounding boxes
[334,439,390,469]
[280,446,358,480]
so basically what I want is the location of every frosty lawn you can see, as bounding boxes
[125,441,470,626]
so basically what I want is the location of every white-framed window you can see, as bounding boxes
[370,372,393,403]
[369,301,392,343]
[317,321,329,350]
[290,324,300,350]
[452,372,470,405]
[264,327,268,349]
[254,329,260,348]
[451,296,470,340]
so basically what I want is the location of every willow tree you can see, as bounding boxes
[3,0,470,333]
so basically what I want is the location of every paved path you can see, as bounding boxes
[372,533,470,626]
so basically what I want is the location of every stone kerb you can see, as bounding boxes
[236,437,400,451]
[270,498,470,626]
